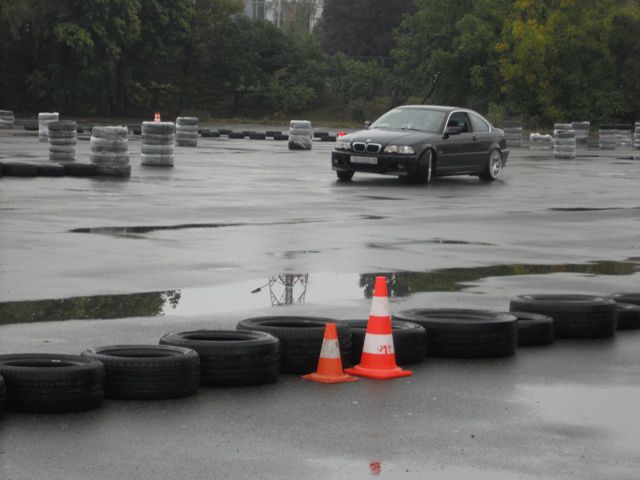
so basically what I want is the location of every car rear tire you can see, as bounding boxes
[337,170,354,181]
[480,149,503,181]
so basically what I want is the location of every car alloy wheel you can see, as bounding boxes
[489,150,502,179]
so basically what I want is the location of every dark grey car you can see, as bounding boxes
[331,105,509,184]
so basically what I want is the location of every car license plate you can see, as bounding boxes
[350,155,377,165]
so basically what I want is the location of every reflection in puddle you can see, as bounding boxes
[0,259,637,324]
[368,238,495,248]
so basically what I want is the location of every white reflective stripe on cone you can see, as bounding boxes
[369,296,390,318]
[362,333,395,355]
[319,338,341,359]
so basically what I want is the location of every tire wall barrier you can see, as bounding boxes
[571,121,590,144]
[48,120,77,162]
[634,122,640,150]
[90,126,131,177]
[599,125,617,150]
[38,112,59,142]
[0,109,14,129]
[553,123,576,159]
[289,119,312,150]
[176,117,198,147]
[616,124,632,146]
[529,132,553,149]
[141,121,175,167]
[502,120,522,148]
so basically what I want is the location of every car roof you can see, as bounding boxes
[396,105,461,113]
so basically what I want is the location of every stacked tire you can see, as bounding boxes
[0,354,104,413]
[288,120,312,150]
[0,109,14,129]
[634,122,640,150]
[503,121,523,148]
[90,126,131,177]
[616,124,632,147]
[510,294,617,339]
[81,345,200,399]
[553,123,576,159]
[38,112,59,142]
[141,121,175,167]
[599,125,617,150]
[571,121,590,144]
[392,309,518,358]
[237,316,351,374]
[160,330,281,386]
[176,117,198,147]
[48,120,77,162]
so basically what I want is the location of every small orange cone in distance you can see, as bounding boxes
[345,276,412,380]
[154,112,161,122]
[303,323,358,384]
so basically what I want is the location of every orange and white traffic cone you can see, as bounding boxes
[154,112,161,122]
[302,323,358,384]
[345,276,412,380]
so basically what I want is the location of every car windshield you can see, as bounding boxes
[370,108,446,133]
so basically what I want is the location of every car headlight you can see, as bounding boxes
[335,140,350,150]
[384,145,414,154]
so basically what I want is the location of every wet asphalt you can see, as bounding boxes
[0,127,639,479]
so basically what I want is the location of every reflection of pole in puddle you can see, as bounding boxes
[268,274,309,306]
[369,460,382,475]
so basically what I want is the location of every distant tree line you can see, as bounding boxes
[0,0,638,126]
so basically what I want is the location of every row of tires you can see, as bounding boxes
[0,292,637,415]
[0,161,97,177]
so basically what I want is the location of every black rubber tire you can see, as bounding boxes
[229,132,244,139]
[509,294,617,338]
[337,170,354,181]
[219,129,232,135]
[321,135,337,142]
[0,354,104,413]
[37,163,66,177]
[80,345,200,399]
[0,161,4,177]
[313,132,329,138]
[409,149,433,184]
[202,131,220,138]
[249,133,266,140]
[392,309,517,358]
[345,319,427,365]
[64,163,97,177]
[160,330,281,386]
[3,162,38,177]
[24,124,38,131]
[0,375,5,417]
[508,311,555,346]
[92,126,128,139]
[266,131,281,137]
[142,122,175,135]
[274,134,289,141]
[236,317,351,374]
[132,128,142,136]
[242,131,257,136]
[480,149,502,181]
[48,120,76,131]
[607,292,640,306]
[615,303,640,330]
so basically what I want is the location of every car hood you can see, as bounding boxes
[344,128,440,146]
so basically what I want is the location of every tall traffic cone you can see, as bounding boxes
[154,112,161,122]
[345,276,412,379]
[302,323,358,384]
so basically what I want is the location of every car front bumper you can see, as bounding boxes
[331,151,419,176]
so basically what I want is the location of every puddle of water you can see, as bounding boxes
[70,215,384,236]
[0,259,637,325]
[368,238,495,248]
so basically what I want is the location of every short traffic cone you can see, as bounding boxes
[302,323,358,384]
[154,112,161,122]
[345,276,412,380]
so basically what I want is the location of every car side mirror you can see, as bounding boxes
[443,126,462,138]
[364,121,371,129]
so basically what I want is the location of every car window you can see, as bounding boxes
[370,108,446,133]
[469,112,490,132]
[447,112,471,133]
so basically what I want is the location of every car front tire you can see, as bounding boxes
[406,150,433,185]
[336,170,354,181]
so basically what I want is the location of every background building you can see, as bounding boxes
[243,0,324,31]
